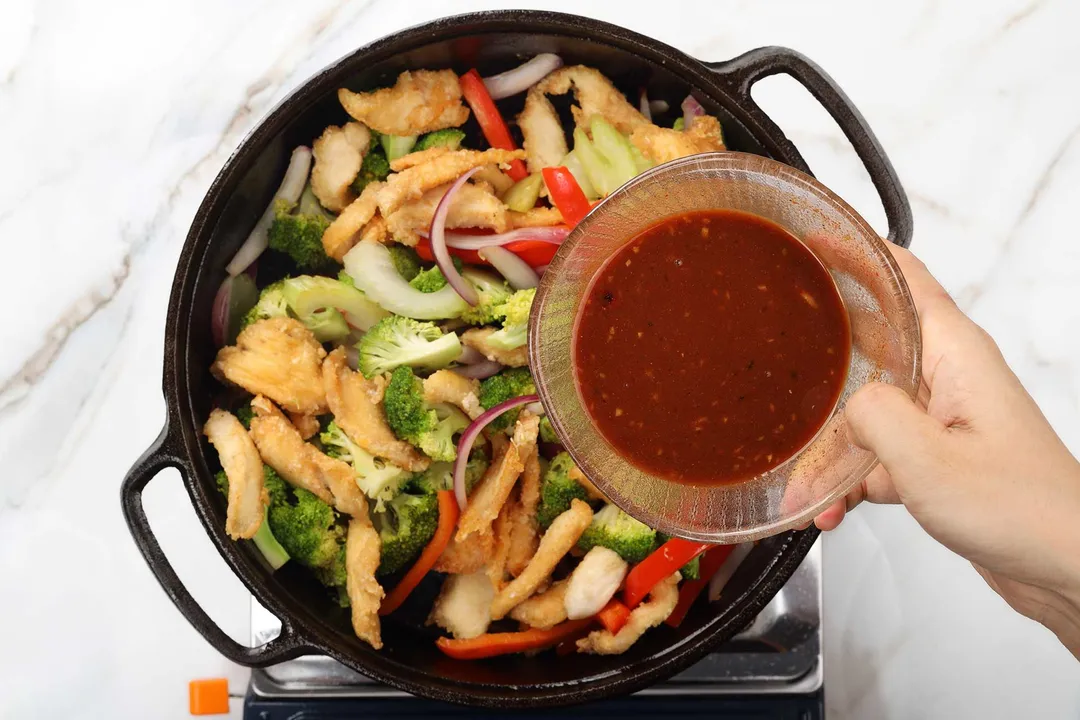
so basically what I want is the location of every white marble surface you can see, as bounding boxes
[2,0,1078,717]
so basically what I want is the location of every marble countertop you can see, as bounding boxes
[2,0,1078,717]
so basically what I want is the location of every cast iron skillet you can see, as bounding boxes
[120,10,911,708]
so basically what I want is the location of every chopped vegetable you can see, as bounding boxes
[597,598,632,635]
[450,393,538,511]
[478,247,539,291]
[459,69,528,181]
[214,468,291,570]
[320,421,410,509]
[415,237,560,269]
[350,146,391,194]
[485,288,535,351]
[482,53,563,100]
[380,133,419,162]
[386,244,422,281]
[502,173,545,213]
[458,268,511,325]
[665,544,735,628]
[428,167,482,305]
[577,503,656,563]
[267,199,335,271]
[372,476,440,576]
[536,452,589,528]
[435,617,594,660]
[415,128,466,152]
[343,240,469,320]
[381,490,460,615]
[538,416,558,443]
[279,274,390,331]
[477,368,536,431]
[357,315,463,378]
[561,149,599,200]
[542,166,591,227]
[623,537,710,609]
[384,366,471,462]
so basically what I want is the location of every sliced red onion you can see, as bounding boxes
[538,441,565,458]
[453,394,539,509]
[344,345,360,370]
[479,246,540,290]
[639,89,652,123]
[458,346,486,364]
[439,226,570,250]
[452,359,504,380]
[707,542,754,602]
[431,168,481,305]
[211,278,231,347]
[649,99,670,115]
[681,95,705,131]
[483,54,563,100]
[226,146,312,276]
[524,401,544,415]
[535,264,550,275]
[211,274,259,347]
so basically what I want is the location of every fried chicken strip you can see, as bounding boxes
[506,445,541,576]
[321,181,383,262]
[534,66,649,136]
[509,206,563,228]
[322,347,429,472]
[433,529,495,575]
[376,148,525,216]
[490,498,593,620]
[203,409,266,540]
[385,181,510,246]
[488,499,516,589]
[346,517,384,649]
[428,570,495,640]
[508,579,568,630]
[422,369,483,420]
[311,122,372,212]
[518,89,569,173]
[629,115,725,165]
[457,413,539,541]
[576,573,680,655]
[288,411,320,440]
[461,327,529,368]
[389,145,452,172]
[338,70,470,137]
[212,318,327,415]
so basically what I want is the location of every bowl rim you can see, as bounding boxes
[128,9,897,707]
[530,151,922,543]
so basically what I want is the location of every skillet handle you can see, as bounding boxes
[120,425,311,667]
[708,46,913,248]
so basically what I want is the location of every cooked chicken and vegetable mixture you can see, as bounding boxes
[206,55,747,659]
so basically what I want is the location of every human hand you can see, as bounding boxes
[816,244,1080,656]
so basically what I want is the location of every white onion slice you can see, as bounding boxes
[226,146,312,276]
[452,394,539,510]
[681,95,706,131]
[524,401,544,416]
[446,226,569,250]
[483,54,563,100]
[452,359,504,380]
[458,346,486,364]
[707,542,754,602]
[650,99,670,115]
[344,345,360,370]
[430,168,481,305]
[479,246,540,290]
[210,278,232,347]
[639,89,652,122]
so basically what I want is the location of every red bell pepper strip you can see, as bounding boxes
[542,167,592,227]
[380,490,459,616]
[459,69,528,181]
[436,618,595,660]
[415,237,560,269]
[623,537,711,609]
[596,598,632,635]
[665,544,736,628]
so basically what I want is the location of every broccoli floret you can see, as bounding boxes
[383,366,470,462]
[386,245,422,281]
[266,477,343,571]
[413,446,489,495]
[486,288,535,350]
[577,503,656,563]
[478,367,536,431]
[304,307,350,342]
[372,478,440,576]
[267,198,335,271]
[538,416,558,444]
[536,452,589,528]
[356,315,462,378]
[458,269,512,325]
[414,129,466,152]
[351,147,391,194]
[320,421,409,510]
[214,466,291,570]
[241,280,288,329]
[234,401,255,430]
[314,545,349,607]
[408,256,465,293]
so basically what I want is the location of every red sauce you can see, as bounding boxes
[573,210,850,486]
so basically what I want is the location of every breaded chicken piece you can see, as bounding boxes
[311,122,372,213]
[433,528,495,575]
[534,66,649,136]
[322,348,429,472]
[488,499,515,589]
[212,318,327,415]
[338,70,470,137]
[385,182,510,246]
[359,214,388,246]
[576,573,680,655]
[376,148,525,217]
[389,146,451,172]
[458,413,539,542]
[508,579,568,630]
[248,396,368,517]
[509,206,563,228]
[423,370,483,419]
[203,409,266,540]
[506,445,541,576]
[490,498,593,620]
[518,89,569,173]
[629,115,725,165]
[288,411,320,440]
[428,570,495,640]
[322,181,383,262]
[568,464,609,502]
[346,517,384,649]
[473,165,515,195]
[461,327,529,367]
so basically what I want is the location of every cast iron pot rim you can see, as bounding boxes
[166,10,826,707]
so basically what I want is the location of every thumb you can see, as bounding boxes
[845,382,946,481]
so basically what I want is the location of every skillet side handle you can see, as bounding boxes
[708,46,913,248]
[121,426,310,667]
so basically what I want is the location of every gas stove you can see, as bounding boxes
[243,541,822,717]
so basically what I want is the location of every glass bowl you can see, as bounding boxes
[528,152,921,543]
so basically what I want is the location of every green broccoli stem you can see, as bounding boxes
[252,508,290,569]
